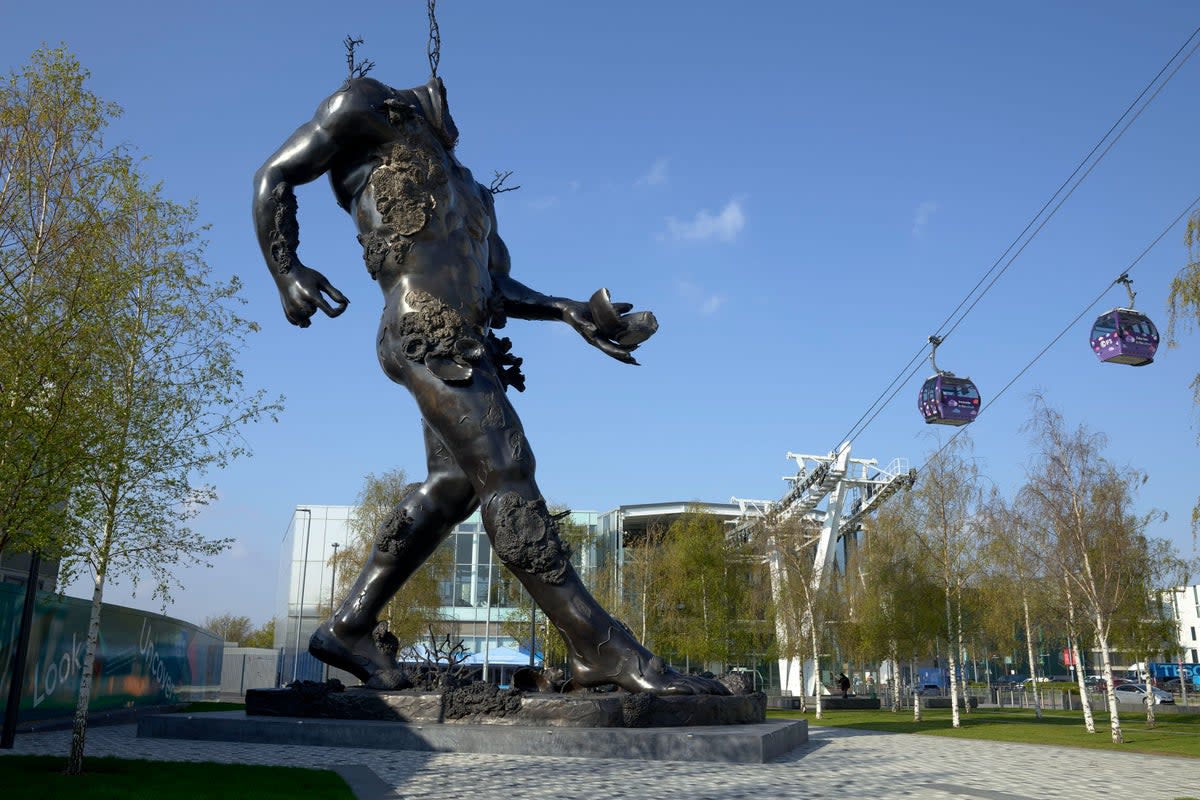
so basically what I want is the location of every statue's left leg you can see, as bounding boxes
[399,361,728,696]
[309,423,477,688]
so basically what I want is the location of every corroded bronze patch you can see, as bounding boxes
[396,289,485,384]
[488,493,569,585]
[368,105,448,237]
[269,184,300,275]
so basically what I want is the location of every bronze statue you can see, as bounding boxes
[252,73,727,696]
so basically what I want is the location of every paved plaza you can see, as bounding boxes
[2,721,1197,799]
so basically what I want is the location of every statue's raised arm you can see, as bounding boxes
[481,189,657,365]
[251,85,384,327]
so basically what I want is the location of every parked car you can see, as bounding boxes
[1160,678,1195,694]
[1113,683,1174,705]
[1083,676,1107,692]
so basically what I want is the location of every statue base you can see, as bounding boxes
[244,685,767,728]
[137,710,806,763]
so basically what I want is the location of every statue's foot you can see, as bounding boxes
[566,627,730,696]
[309,621,411,690]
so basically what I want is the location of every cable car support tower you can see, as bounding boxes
[730,442,916,696]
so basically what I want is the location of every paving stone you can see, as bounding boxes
[1,721,1197,799]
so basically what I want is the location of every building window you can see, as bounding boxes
[1192,626,1197,642]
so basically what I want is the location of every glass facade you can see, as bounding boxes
[275,505,609,664]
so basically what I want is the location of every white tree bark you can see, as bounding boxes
[1096,624,1123,743]
[1022,596,1043,720]
[1069,634,1095,733]
[955,593,970,714]
[67,518,111,774]
[1063,575,1095,732]
[944,590,960,728]
[1142,655,1156,728]
[808,608,822,721]
[889,643,901,713]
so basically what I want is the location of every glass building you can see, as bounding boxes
[275,504,611,678]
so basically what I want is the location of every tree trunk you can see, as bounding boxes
[1096,625,1123,743]
[1063,576,1095,732]
[808,607,822,720]
[1180,656,1190,709]
[1142,655,1156,728]
[67,532,110,774]
[944,589,960,728]
[1022,596,1042,720]
[1069,634,1095,733]
[889,641,900,713]
[955,591,970,714]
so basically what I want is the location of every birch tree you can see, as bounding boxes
[57,167,280,774]
[656,511,763,673]
[979,490,1052,720]
[1110,537,1189,729]
[910,435,982,728]
[0,47,131,559]
[1021,398,1159,744]
[769,516,843,719]
[202,613,254,644]
[1167,210,1200,534]
[846,500,941,713]
[619,522,669,650]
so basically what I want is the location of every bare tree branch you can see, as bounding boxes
[489,170,521,195]
[343,35,374,79]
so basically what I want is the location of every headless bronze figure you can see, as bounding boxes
[253,74,727,696]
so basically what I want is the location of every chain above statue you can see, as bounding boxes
[250,34,724,697]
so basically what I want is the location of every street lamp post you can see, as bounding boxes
[291,507,312,682]
[482,547,495,682]
[325,541,339,681]
[529,600,536,667]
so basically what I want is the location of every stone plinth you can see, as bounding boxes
[138,711,807,763]
[245,686,767,728]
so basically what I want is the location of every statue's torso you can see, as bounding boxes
[327,92,494,332]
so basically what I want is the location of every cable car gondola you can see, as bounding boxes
[918,336,980,426]
[1089,275,1158,367]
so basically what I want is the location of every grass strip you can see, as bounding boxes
[768,707,1200,759]
[0,755,354,800]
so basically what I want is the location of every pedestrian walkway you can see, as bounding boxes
[2,721,1197,799]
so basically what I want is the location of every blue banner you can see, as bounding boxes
[0,582,222,721]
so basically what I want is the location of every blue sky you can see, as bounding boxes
[5,1,1200,626]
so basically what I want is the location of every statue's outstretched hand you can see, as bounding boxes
[562,288,658,365]
[278,265,349,328]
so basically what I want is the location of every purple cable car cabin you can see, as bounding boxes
[1089,308,1159,366]
[919,374,980,426]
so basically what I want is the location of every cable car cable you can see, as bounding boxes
[933,25,1200,344]
[830,26,1200,450]
[936,31,1200,346]
[912,192,1200,477]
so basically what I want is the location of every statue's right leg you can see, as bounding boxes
[309,423,477,688]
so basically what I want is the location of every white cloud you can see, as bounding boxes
[677,279,727,315]
[636,157,669,187]
[664,198,746,243]
[913,201,938,238]
[529,195,559,210]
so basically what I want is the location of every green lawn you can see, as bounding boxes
[0,756,354,800]
[768,706,1200,759]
